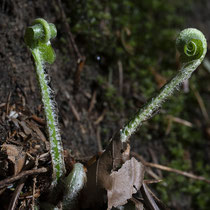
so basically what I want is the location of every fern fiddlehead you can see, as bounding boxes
[24,18,65,187]
[120,28,207,143]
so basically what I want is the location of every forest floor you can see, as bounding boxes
[0,0,210,209]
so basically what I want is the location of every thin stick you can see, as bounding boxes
[94,109,106,125]
[69,100,81,121]
[6,91,12,115]
[145,183,170,210]
[140,183,159,210]
[133,153,210,184]
[31,114,45,125]
[166,115,193,127]
[96,126,103,152]
[145,162,210,183]
[0,167,48,188]
[32,157,39,210]
[118,60,123,95]
[191,84,209,121]
[88,90,97,113]
[8,180,25,210]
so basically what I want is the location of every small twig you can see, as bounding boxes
[0,103,6,108]
[144,179,162,185]
[64,90,81,121]
[118,60,123,95]
[132,152,160,180]
[8,179,25,210]
[73,58,86,92]
[148,148,162,178]
[96,126,103,152]
[140,183,159,210]
[145,183,170,210]
[19,190,40,199]
[165,114,194,135]
[133,153,210,184]
[32,157,39,210]
[94,109,106,125]
[30,114,45,125]
[88,90,97,113]
[191,84,209,122]
[165,116,173,135]
[8,159,36,210]
[145,168,161,180]
[0,167,48,188]
[166,115,194,127]
[145,162,210,183]
[6,91,12,115]
[69,100,81,121]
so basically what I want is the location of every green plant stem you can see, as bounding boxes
[25,18,65,187]
[33,49,65,186]
[120,28,207,143]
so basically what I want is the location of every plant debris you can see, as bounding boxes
[107,157,145,209]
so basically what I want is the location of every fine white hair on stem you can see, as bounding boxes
[120,28,207,143]
[24,18,66,188]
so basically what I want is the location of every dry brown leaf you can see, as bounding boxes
[81,132,145,209]
[107,157,145,209]
[19,121,32,135]
[26,120,47,142]
[1,144,26,175]
[80,132,131,209]
[96,132,131,190]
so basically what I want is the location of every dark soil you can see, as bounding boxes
[0,0,102,158]
[0,0,105,208]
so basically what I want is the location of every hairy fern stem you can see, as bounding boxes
[120,28,207,143]
[24,18,65,187]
